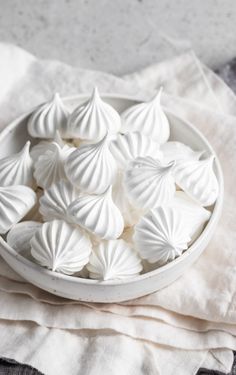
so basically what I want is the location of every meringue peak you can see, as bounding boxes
[205,155,215,166]
[151,86,163,106]
[87,239,142,280]
[68,190,124,239]
[0,141,34,187]
[65,135,117,194]
[53,92,61,102]
[134,206,191,264]
[22,141,31,154]
[28,92,69,139]
[125,156,176,210]
[121,88,170,144]
[174,155,219,206]
[91,86,100,101]
[157,160,175,175]
[30,220,92,275]
[110,131,163,169]
[67,87,121,141]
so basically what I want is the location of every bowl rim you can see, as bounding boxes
[0,93,224,286]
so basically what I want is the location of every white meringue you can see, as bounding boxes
[112,171,142,227]
[134,206,191,264]
[28,93,70,139]
[30,131,64,163]
[34,142,75,188]
[7,221,42,259]
[30,220,92,275]
[68,186,124,240]
[67,87,121,141]
[161,142,203,163]
[0,141,34,187]
[87,239,142,280]
[39,180,80,222]
[110,131,162,168]
[121,88,170,144]
[0,185,36,234]
[170,191,211,241]
[174,155,219,206]
[124,156,176,210]
[65,133,117,194]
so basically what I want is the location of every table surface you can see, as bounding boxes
[0,0,235,75]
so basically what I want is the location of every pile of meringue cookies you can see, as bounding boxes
[0,87,219,281]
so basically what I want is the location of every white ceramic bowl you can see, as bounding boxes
[0,95,224,303]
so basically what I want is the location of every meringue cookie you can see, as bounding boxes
[174,155,219,206]
[161,142,203,163]
[87,239,142,280]
[30,131,64,163]
[65,133,117,194]
[67,87,121,141]
[34,142,75,188]
[7,221,42,259]
[170,191,211,241]
[0,185,36,234]
[28,93,70,139]
[112,170,142,227]
[30,220,92,275]
[68,186,124,239]
[134,206,191,264]
[121,88,170,144]
[39,180,80,222]
[110,131,163,168]
[0,141,34,187]
[124,156,176,210]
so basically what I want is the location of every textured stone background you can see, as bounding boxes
[0,0,235,74]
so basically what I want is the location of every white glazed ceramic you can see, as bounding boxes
[0,94,224,303]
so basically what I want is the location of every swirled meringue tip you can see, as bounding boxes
[67,186,124,240]
[0,185,36,234]
[174,154,219,207]
[134,206,191,265]
[121,87,170,144]
[30,131,69,164]
[34,141,75,189]
[30,220,92,275]
[27,92,69,139]
[124,156,176,210]
[66,87,121,141]
[86,239,143,280]
[150,86,163,105]
[39,180,80,222]
[110,131,163,169]
[0,141,34,188]
[65,132,117,194]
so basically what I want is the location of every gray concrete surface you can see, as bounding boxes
[0,0,235,75]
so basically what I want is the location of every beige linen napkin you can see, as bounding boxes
[0,43,235,374]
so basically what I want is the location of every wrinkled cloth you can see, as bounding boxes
[0,43,236,375]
